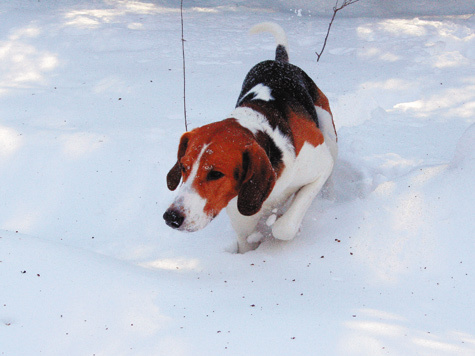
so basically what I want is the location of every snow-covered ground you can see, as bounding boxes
[1,1,474,355]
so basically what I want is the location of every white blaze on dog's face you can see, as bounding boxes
[168,144,212,232]
[164,119,276,232]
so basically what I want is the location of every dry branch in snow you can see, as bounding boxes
[181,0,188,131]
[316,0,361,62]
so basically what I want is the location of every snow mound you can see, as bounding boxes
[1,2,474,355]
[452,123,475,167]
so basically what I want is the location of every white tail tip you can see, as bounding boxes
[249,22,288,50]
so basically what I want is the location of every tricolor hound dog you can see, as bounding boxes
[164,22,337,253]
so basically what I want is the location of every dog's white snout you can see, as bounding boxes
[165,189,212,232]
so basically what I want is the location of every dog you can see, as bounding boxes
[164,22,337,253]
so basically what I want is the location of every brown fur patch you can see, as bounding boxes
[288,111,324,155]
[314,87,332,114]
[314,87,337,141]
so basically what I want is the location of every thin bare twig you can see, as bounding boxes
[180,0,188,131]
[316,0,361,62]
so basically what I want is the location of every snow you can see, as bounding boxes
[1,1,474,355]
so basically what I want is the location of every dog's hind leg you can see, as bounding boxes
[272,172,331,241]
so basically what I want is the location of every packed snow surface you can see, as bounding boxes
[1,1,474,355]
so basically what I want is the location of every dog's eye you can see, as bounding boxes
[207,170,224,181]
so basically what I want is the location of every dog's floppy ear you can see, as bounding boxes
[237,143,276,216]
[166,132,191,191]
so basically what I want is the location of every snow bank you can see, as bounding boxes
[1,1,474,355]
[161,0,475,17]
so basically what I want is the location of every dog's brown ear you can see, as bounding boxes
[237,143,276,216]
[166,132,191,191]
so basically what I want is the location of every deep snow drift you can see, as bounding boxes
[1,1,474,355]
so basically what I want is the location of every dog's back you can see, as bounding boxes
[235,23,337,163]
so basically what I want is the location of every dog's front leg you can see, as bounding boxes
[227,200,263,253]
[233,214,263,253]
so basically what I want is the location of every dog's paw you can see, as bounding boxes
[272,217,299,241]
[247,231,264,243]
[265,213,277,226]
[237,240,260,254]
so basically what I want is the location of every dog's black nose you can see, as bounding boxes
[163,209,185,229]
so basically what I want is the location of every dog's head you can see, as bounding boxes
[163,119,276,232]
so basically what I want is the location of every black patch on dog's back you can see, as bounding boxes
[236,60,321,128]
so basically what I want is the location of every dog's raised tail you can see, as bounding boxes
[249,22,289,63]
